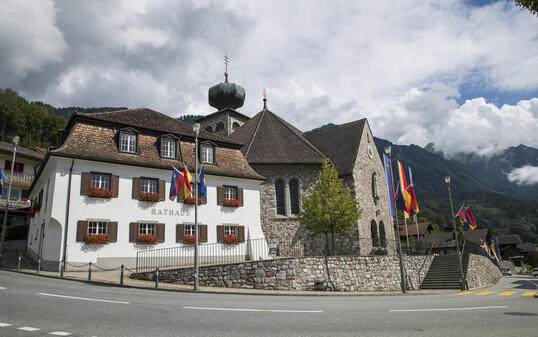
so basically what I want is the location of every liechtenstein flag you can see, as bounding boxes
[169,167,184,201]
[383,154,395,216]
[199,166,207,199]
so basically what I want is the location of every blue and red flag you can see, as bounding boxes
[199,166,207,199]
[396,161,411,217]
[456,205,477,231]
[407,167,419,217]
[465,207,477,230]
[169,167,184,201]
[383,154,395,216]
[0,169,7,195]
[490,237,500,263]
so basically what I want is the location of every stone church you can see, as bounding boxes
[198,72,394,256]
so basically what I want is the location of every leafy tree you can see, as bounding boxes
[299,159,362,255]
[512,0,538,16]
[524,248,538,269]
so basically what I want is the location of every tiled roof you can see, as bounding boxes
[228,108,325,164]
[77,108,241,146]
[305,119,367,176]
[497,235,522,246]
[0,141,45,162]
[196,108,250,122]
[464,229,488,245]
[52,110,263,180]
[423,232,455,248]
[517,242,534,253]
[399,222,432,236]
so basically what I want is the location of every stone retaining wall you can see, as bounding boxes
[132,254,433,291]
[466,253,502,289]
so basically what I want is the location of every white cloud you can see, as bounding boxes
[507,165,538,185]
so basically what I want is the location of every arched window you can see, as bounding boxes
[205,125,213,133]
[232,122,240,131]
[289,179,300,215]
[372,172,379,205]
[379,221,386,248]
[215,122,225,132]
[371,220,379,247]
[275,179,286,215]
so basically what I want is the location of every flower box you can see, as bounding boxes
[184,234,203,244]
[139,192,160,202]
[222,199,241,207]
[223,233,241,245]
[184,196,203,205]
[137,234,159,244]
[84,233,111,244]
[88,187,113,198]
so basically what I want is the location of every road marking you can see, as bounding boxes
[390,306,508,312]
[0,287,5,290]
[474,291,495,296]
[49,332,73,336]
[498,291,516,296]
[0,323,12,327]
[522,291,537,297]
[183,306,323,313]
[18,327,41,331]
[456,291,474,295]
[38,292,130,305]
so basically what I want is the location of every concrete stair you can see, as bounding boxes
[420,254,468,289]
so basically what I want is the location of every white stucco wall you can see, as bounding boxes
[28,156,264,268]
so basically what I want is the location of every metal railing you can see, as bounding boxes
[6,172,34,184]
[0,199,31,209]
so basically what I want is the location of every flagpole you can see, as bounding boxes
[193,123,200,292]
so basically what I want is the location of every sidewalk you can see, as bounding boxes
[0,252,454,296]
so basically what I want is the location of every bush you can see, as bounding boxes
[5,224,28,241]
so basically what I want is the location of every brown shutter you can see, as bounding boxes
[201,195,207,205]
[129,222,139,242]
[132,178,141,199]
[38,189,44,210]
[111,175,119,198]
[217,186,224,205]
[76,221,88,242]
[81,173,91,195]
[238,188,244,206]
[201,224,208,243]
[157,223,165,242]
[158,180,165,201]
[238,225,245,242]
[217,225,224,243]
[108,222,118,242]
[176,224,184,243]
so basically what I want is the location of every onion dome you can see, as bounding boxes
[208,72,245,110]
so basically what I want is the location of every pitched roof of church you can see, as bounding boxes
[228,107,326,164]
[304,119,367,176]
[196,108,250,123]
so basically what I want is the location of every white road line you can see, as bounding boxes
[18,327,41,331]
[390,305,508,312]
[38,292,130,304]
[183,306,323,313]
[49,332,73,336]
[0,323,12,327]
[0,287,6,289]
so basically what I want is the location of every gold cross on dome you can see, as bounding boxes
[263,88,267,99]
[223,54,229,73]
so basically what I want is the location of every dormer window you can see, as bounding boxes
[161,138,177,159]
[120,132,137,153]
[201,143,215,164]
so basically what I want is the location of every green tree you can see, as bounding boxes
[299,159,362,255]
[524,249,538,269]
[512,0,538,16]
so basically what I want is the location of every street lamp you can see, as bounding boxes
[445,175,466,291]
[384,145,406,293]
[192,123,200,291]
[0,135,20,266]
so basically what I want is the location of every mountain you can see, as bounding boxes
[177,114,204,125]
[34,102,128,120]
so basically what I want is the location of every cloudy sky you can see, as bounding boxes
[1,0,538,157]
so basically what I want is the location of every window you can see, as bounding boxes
[224,225,238,236]
[371,220,379,247]
[120,132,137,153]
[275,179,286,215]
[201,144,214,164]
[161,138,176,158]
[5,161,24,173]
[205,126,213,133]
[184,224,195,236]
[1,188,21,201]
[88,221,108,235]
[372,172,379,205]
[215,122,224,132]
[141,178,157,193]
[224,186,237,201]
[139,223,156,235]
[91,174,110,189]
[379,222,387,248]
[232,122,240,131]
[289,179,300,215]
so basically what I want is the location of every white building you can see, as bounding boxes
[27,109,265,270]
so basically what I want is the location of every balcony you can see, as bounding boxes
[0,199,31,210]
[5,172,34,184]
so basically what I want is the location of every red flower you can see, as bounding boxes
[222,199,241,207]
[139,192,160,202]
[136,234,159,244]
[184,196,203,205]
[88,187,113,198]
[84,233,110,244]
[223,234,241,245]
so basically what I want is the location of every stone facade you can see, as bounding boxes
[199,109,249,137]
[132,254,432,291]
[466,253,502,289]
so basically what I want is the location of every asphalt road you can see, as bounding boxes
[0,270,537,337]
